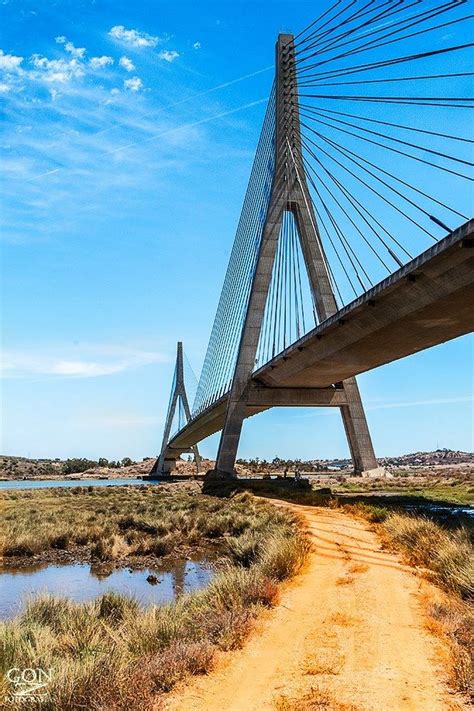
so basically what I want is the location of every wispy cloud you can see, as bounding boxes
[105,97,267,156]
[193,42,201,50]
[367,396,474,411]
[1,345,168,378]
[89,55,114,70]
[123,76,142,92]
[109,25,161,48]
[0,36,127,95]
[65,42,85,59]
[30,54,85,83]
[0,49,23,71]
[55,35,86,59]
[159,50,179,63]
[119,56,135,72]
[292,396,474,419]
[0,25,272,244]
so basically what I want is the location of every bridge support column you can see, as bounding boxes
[210,32,377,481]
[150,342,201,478]
[339,377,378,474]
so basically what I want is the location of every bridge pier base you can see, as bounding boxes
[204,468,237,481]
[149,454,176,478]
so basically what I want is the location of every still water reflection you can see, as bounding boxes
[0,558,213,619]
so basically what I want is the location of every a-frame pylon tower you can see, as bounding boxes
[151,342,201,476]
[210,34,378,478]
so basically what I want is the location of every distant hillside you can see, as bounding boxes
[0,449,472,480]
[0,455,215,480]
[0,455,151,480]
[378,449,474,467]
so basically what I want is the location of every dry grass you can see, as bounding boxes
[274,686,357,710]
[381,513,473,599]
[348,562,368,574]
[341,504,473,600]
[302,651,344,676]
[0,490,310,709]
[0,486,295,567]
[329,612,358,627]
[427,598,473,695]
[335,575,355,586]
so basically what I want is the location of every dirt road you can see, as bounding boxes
[165,502,453,711]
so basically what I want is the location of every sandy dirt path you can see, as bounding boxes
[165,502,452,711]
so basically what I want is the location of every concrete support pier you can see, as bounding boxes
[212,34,377,479]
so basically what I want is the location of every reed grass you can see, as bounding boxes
[0,486,298,567]
[0,490,309,709]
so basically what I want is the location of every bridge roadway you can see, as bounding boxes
[166,219,474,459]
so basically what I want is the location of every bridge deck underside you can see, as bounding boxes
[168,221,473,455]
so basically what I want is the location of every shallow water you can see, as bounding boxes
[0,478,150,491]
[401,503,473,517]
[0,559,213,619]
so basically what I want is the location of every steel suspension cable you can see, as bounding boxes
[295,1,468,73]
[300,136,394,272]
[302,143,412,264]
[301,126,439,241]
[304,125,469,221]
[295,0,423,61]
[300,72,474,88]
[300,108,472,171]
[295,43,474,82]
[300,113,473,181]
[299,103,473,144]
[294,0,396,56]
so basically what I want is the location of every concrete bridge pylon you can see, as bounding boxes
[210,34,378,479]
[150,341,201,476]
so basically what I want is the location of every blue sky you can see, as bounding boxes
[1,0,472,461]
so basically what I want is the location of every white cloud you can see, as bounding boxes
[0,82,11,92]
[55,36,85,59]
[124,76,142,91]
[64,41,85,59]
[193,41,201,50]
[30,54,84,83]
[1,346,167,378]
[89,55,114,69]
[109,25,159,48]
[0,49,24,72]
[159,50,179,63]
[119,55,135,72]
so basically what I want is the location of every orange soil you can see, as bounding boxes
[165,502,457,711]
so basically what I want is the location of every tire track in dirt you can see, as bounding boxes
[164,502,454,711]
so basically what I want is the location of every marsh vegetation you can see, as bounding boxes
[0,486,309,709]
[0,484,296,568]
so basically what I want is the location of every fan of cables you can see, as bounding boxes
[288,0,473,304]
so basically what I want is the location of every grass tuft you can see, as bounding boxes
[381,514,473,599]
[274,686,356,710]
[0,488,310,709]
[97,591,139,625]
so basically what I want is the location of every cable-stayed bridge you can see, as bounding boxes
[151,1,474,479]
